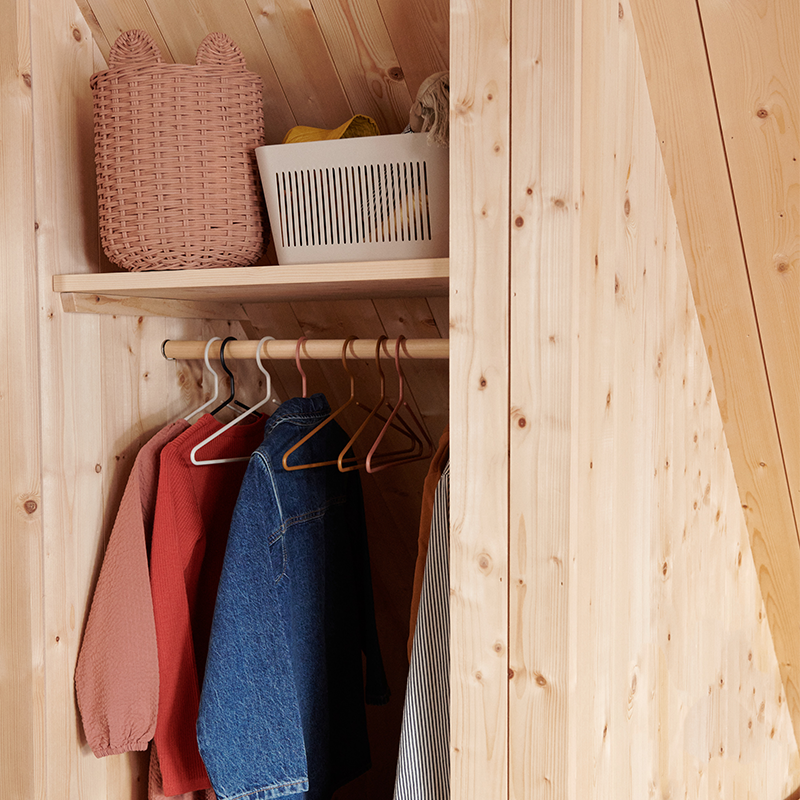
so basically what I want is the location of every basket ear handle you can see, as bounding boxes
[109,30,163,67]
[196,32,247,68]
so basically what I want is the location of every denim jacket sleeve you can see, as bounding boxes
[196,456,309,800]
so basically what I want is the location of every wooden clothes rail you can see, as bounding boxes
[161,338,450,361]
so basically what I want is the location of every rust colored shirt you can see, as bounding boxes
[150,413,266,796]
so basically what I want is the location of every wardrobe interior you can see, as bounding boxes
[2,0,799,797]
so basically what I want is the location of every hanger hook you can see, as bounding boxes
[256,336,275,403]
[374,335,388,394]
[295,336,308,398]
[394,335,406,403]
[209,336,237,416]
[342,336,358,397]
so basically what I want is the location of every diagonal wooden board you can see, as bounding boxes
[629,0,800,747]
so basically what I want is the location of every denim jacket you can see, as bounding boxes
[197,394,390,800]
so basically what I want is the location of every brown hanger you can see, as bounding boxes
[282,336,360,472]
[365,336,433,474]
[337,335,422,472]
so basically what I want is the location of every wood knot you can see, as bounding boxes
[24,500,38,515]
[624,197,631,216]
[518,417,526,428]
[618,3,624,18]
[72,27,82,41]
[515,216,524,227]
[22,73,32,88]
[756,108,769,118]
[95,464,102,473]
[388,66,404,81]
[535,673,547,687]
[776,261,790,273]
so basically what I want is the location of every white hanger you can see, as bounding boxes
[184,337,222,421]
[190,336,275,466]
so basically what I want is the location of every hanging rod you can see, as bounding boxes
[162,338,450,361]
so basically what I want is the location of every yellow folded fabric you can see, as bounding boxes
[282,115,380,144]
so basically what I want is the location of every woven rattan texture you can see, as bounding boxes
[91,31,268,271]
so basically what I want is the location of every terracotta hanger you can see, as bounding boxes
[337,335,422,472]
[282,337,361,472]
[365,336,433,474]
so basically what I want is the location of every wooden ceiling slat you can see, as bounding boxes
[696,0,800,521]
[76,0,171,62]
[245,0,354,133]
[374,0,448,99]
[306,0,414,133]
[629,0,800,746]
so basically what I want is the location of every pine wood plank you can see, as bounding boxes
[61,293,251,319]
[74,0,170,62]
[629,0,800,749]
[304,0,413,133]
[449,0,510,794]
[54,258,449,305]
[245,0,354,131]
[29,2,110,796]
[373,0,448,99]
[572,3,621,796]
[0,0,44,797]
[696,0,800,541]
[507,0,577,795]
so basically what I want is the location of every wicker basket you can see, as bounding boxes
[91,30,268,271]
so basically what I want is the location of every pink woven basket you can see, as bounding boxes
[91,30,268,271]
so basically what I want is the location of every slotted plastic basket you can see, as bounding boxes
[91,30,268,271]
[255,133,448,265]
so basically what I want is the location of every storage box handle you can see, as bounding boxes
[108,30,163,68]
[195,32,247,69]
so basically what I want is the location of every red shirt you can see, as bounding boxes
[150,413,266,795]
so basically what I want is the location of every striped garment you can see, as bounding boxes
[394,461,450,800]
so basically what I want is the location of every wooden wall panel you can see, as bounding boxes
[0,0,45,797]
[628,0,800,746]
[505,0,800,796]
[449,0,510,795]
[508,0,577,796]
[566,0,800,795]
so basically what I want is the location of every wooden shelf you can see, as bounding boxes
[53,258,449,317]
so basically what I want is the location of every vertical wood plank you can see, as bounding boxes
[508,0,578,797]
[29,1,107,796]
[0,0,45,796]
[449,0,510,795]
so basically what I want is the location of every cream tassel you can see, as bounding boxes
[408,72,449,147]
